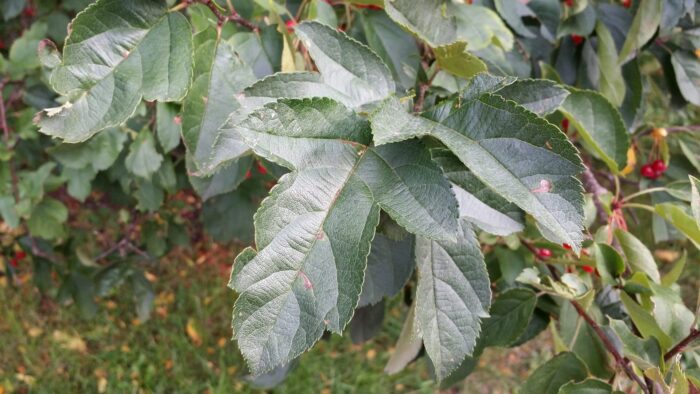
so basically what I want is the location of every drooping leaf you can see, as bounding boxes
[230,98,459,375]
[478,287,537,348]
[358,234,415,307]
[619,291,673,350]
[37,0,193,142]
[560,90,629,173]
[655,203,700,248]
[618,0,662,64]
[124,129,163,180]
[182,28,256,171]
[371,90,585,251]
[385,303,422,375]
[349,300,385,344]
[188,155,253,201]
[609,318,663,370]
[414,221,491,381]
[520,352,588,394]
[671,51,700,106]
[595,22,625,107]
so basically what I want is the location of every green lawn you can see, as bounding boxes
[0,249,550,393]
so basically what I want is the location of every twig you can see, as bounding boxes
[522,240,651,394]
[581,165,609,223]
[664,328,700,361]
[413,63,438,113]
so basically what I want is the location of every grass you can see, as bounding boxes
[0,245,550,394]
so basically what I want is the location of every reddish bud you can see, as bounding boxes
[537,248,553,259]
[285,19,297,33]
[561,118,569,132]
[256,162,268,175]
[562,243,572,250]
[651,159,666,174]
[581,265,595,273]
[640,164,655,179]
[245,170,252,179]
[571,35,585,45]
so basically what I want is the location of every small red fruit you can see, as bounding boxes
[563,0,574,6]
[562,243,572,250]
[621,0,632,8]
[245,169,252,179]
[256,162,268,175]
[285,19,296,33]
[537,248,553,259]
[651,159,666,174]
[571,35,584,45]
[9,258,19,268]
[22,6,36,18]
[640,164,655,179]
[15,251,27,260]
[0,39,5,50]
[561,118,569,132]
[581,265,595,273]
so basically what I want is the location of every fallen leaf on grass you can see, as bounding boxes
[186,318,202,346]
[52,330,87,353]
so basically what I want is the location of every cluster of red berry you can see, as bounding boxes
[8,250,27,268]
[640,159,667,180]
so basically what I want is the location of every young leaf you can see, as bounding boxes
[434,42,487,80]
[124,129,163,180]
[415,221,490,381]
[520,352,588,394]
[230,98,459,375]
[37,0,193,142]
[371,91,585,251]
[615,229,660,282]
[155,103,181,153]
[560,90,629,173]
[595,22,625,107]
[654,203,700,248]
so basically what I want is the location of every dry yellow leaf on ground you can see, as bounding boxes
[186,318,202,346]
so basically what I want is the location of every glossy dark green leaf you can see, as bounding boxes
[521,352,588,394]
[671,51,700,106]
[479,288,537,347]
[618,0,662,64]
[358,234,415,307]
[558,378,614,394]
[349,300,385,344]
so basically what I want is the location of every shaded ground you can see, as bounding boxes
[1,243,551,393]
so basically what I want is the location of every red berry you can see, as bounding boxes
[0,39,5,50]
[651,159,666,174]
[581,265,595,273]
[564,0,574,6]
[640,164,655,179]
[9,258,19,268]
[15,251,27,260]
[562,243,572,250]
[537,248,553,259]
[355,3,383,9]
[22,6,36,18]
[561,118,569,132]
[571,35,584,45]
[245,170,252,179]
[621,0,632,8]
[256,162,268,175]
[285,19,296,33]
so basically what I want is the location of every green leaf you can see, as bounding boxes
[434,42,487,80]
[690,175,700,227]
[558,378,614,394]
[1,0,25,21]
[188,156,253,201]
[655,203,700,248]
[595,22,625,107]
[671,51,700,106]
[618,0,662,64]
[0,196,20,228]
[63,166,96,202]
[230,98,459,375]
[521,352,588,394]
[371,91,585,251]
[27,197,68,240]
[609,318,662,370]
[384,303,422,375]
[383,0,513,51]
[37,0,193,142]
[182,29,256,171]
[415,221,490,381]
[359,10,420,91]
[592,243,625,285]
[494,0,537,38]
[125,129,163,180]
[661,251,686,286]
[619,291,673,350]
[155,103,181,153]
[358,234,415,307]
[560,90,629,173]
[349,300,385,344]
[8,22,47,72]
[614,229,660,282]
[496,79,570,116]
[295,21,395,107]
[479,288,537,348]
[48,128,127,171]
